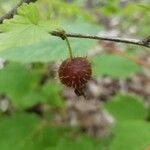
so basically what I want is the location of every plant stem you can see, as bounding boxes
[65,36,73,59]
[51,31,150,49]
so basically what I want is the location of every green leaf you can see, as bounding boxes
[51,135,104,150]
[110,121,150,150]
[0,113,40,150]
[42,81,64,108]
[17,3,39,25]
[0,21,101,63]
[0,63,66,108]
[0,113,62,150]
[105,94,148,121]
[0,63,42,108]
[93,53,141,78]
[0,3,58,52]
[62,20,102,34]
[0,113,109,150]
[0,2,101,63]
[36,0,93,21]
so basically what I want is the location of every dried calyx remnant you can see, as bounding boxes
[58,57,92,97]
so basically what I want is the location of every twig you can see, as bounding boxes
[51,31,150,49]
[0,0,35,24]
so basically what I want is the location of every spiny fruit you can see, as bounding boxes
[58,57,92,96]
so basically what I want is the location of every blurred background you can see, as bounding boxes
[0,0,150,150]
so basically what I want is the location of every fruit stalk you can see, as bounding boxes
[65,36,73,60]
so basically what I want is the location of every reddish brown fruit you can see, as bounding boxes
[58,57,92,90]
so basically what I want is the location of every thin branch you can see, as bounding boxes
[0,0,36,24]
[51,31,150,49]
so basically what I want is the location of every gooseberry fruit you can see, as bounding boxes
[58,57,92,96]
